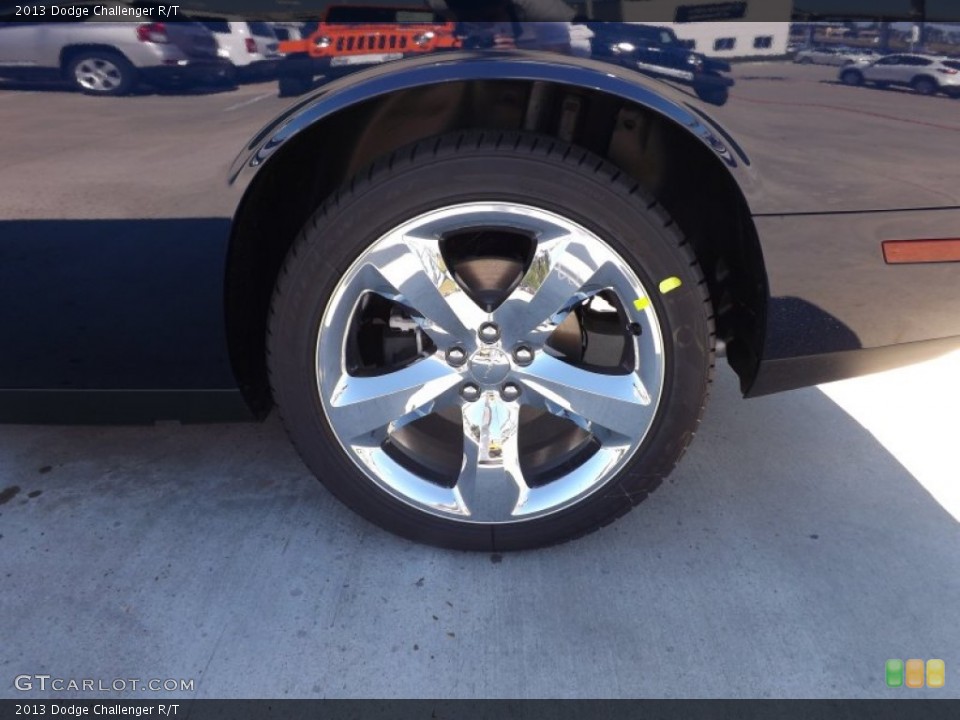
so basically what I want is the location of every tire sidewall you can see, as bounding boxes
[270,137,713,550]
[841,70,862,86]
[913,77,936,95]
[277,74,312,97]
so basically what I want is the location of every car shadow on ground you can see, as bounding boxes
[0,79,239,96]
[0,365,957,699]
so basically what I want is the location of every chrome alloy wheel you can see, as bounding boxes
[316,202,666,524]
[74,58,123,93]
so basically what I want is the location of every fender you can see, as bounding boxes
[222,50,768,411]
[228,50,757,202]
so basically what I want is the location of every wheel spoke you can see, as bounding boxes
[75,59,121,92]
[315,201,668,526]
[327,357,462,443]
[454,394,529,521]
[494,232,610,345]
[361,233,486,347]
[515,354,654,440]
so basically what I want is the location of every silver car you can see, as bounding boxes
[840,53,960,97]
[0,3,228,96]
[794,46,876,66]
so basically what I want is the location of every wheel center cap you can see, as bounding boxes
[468,347,511,386]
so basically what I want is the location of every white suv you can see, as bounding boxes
[840,53,960,97]
[194,19,283,82]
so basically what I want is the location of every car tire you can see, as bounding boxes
[694,84,730,106]
[66,50,136,96]
[840,69,864,86]
[220,64,239,87]
[912,76,938,96]
[277,73,313,97]
[267,132,715,551]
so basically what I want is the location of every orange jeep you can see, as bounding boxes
[277,5,461,97]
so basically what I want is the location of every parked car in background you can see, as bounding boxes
[271,22,307,43]
[794,45,877,66]
[193,19,283,82]
[276,4,459,96]
[840,53,960,97]
[588,23,733,105]
[0,4,229,95]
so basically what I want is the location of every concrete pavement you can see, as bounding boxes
[1,357,958,699]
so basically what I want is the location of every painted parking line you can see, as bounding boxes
[223,92,274,112]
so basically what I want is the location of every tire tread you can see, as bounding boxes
[268,131,716,550]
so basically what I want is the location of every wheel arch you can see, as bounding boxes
[225,56,768,415]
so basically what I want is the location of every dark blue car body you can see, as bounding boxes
[1,7,959,423]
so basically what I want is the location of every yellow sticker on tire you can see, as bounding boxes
[659,277,682,295]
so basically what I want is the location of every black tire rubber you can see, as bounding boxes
[694,84,729,106]
[912,76,937,96]
[66,50,136,97]
[268,132,716,551]
[840,69,864,86]
[220,64,239,87]
[277,74,313,97]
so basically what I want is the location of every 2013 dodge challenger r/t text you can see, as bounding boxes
[1,0,959,550]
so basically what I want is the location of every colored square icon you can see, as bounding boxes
[905,659,925,688]
[886,659,904,687]
[927,659,945,689]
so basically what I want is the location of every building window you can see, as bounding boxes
[754,36,774,49]
[674,2,747,23]
[714,37,736,52]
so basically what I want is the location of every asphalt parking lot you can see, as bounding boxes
[2,59,959,221]
[1,62,959,699]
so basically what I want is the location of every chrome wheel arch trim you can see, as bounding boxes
[229,52,752,189]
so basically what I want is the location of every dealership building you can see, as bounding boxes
[577,0,794,57]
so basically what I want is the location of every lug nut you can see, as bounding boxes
[513,346,534,366]
[446,346,467,367]
[478,322,501,344]
[500,382,521,402]
[461,383,481,402]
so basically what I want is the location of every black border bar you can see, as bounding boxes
[3,700,960,719]
[1,1,959,23]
